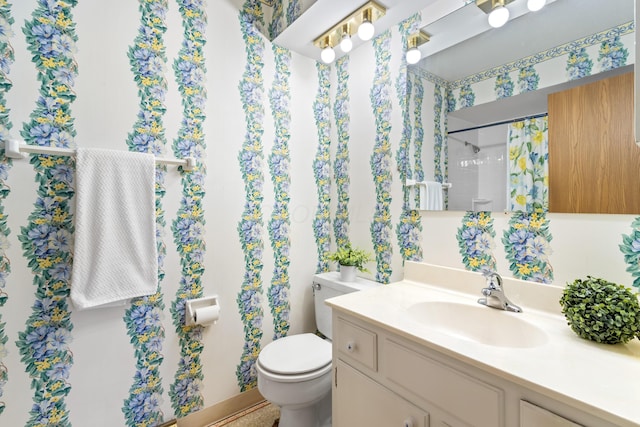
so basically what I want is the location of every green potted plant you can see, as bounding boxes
[328,243,373,282]
[559,276,640,344]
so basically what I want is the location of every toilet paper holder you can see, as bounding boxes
[185,295,220,326]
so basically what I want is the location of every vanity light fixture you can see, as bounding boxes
[527,0,546,11]
[357,7,375,41]
[313,1,386,63]
[406,31,430,65]
[320,36,336,64]
[476,0,515,28]
[339,24,353,53]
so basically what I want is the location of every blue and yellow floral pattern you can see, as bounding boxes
[169,0,208,418]
[0,0,13,416]
[236,0,265,391]
[502,212,553,283]
[312,62,331,273]
[457,212,497,272]
[445,87,456,113]
[122,0,170,424]
[412,77,424,183]
[268,0,284,40]
[494,72,513,99]
[458,84,475,108]
[267,45,291,340]
[566,47,592,80]
[598,35,628,71]
[370,31,393,283]
[16,1,77,425]
[517,65,539,94]
[620,218,640,291]
[433,85,444,185]
[333,56,350,250]
[396,15,423,263]
[286,0,301,26]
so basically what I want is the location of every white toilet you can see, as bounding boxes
[256,272,379,427]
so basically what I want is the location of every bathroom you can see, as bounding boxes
[0,0,638,426]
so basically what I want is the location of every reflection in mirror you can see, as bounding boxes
[406,0,635,213]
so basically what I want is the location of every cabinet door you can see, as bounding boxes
[520,401,583,427]
[333,360,428,427]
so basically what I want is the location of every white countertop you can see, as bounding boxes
[326,262,640,426]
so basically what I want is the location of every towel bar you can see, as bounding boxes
[4,139,197,171]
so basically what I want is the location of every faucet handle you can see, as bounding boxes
[481,270,503,289]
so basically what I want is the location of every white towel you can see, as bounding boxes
[424,181,444,210]
[71,148,158,310]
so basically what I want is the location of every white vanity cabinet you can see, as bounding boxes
[332,312,624,427]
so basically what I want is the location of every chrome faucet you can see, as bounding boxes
[477,271,522,313]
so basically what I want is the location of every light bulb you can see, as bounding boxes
[358,20,375,41]
[527,0,546,11]
[340,34,353,53]
[488,5,509,28]
[406,47,421,65]
[321,46,335,64]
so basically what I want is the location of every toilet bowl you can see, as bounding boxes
[256,333,332,427]
[256,272,380,427]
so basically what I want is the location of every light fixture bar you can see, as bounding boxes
[409,30,430,48]
[475,0,515,14]
[312,0,386,49]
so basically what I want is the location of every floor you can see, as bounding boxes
[206,401,280,427]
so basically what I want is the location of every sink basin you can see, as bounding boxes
[407,301,548,348]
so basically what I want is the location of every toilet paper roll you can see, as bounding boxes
[193,305,219,326]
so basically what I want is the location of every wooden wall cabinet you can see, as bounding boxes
[548,72,640,214]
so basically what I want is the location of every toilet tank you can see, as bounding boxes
[312,272,380,340]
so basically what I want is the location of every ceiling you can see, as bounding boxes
[418,0,634,81]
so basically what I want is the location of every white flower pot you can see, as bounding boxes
[339,265,356,282]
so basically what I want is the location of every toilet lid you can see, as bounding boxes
[258,333,331,375]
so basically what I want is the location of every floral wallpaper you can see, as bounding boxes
[0,0,13,417]
[433,84,444,185]
[312,62,331,273]
[169,0,208,418]
[236,0,265,392]
[333,56,350,250]
[517,65,539,94]
[621,218,640,291]
[412,77,425,184]
[395,14,423,263]
[122,0,169,424]
[370,30,393,283]
[503,212,553,283]
[566,47,593,80]
[16,1,78,425]
[494,72,513,99]
[457,212,497,272]
[598,35,628,71]
[267,45,291,340]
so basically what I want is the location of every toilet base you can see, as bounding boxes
[278,392,331,427]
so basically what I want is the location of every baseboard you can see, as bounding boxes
[178,388,265,427]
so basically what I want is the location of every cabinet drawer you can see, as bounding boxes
[384,339,504,427]
[520,401,583,427]
[335,317,377,372]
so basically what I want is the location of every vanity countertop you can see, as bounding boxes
[326,262,640,426]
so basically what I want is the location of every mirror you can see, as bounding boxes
[406,0,635,213]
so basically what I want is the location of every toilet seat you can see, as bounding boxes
[257,333,332,383]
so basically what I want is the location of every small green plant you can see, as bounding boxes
[559,276,640,344]
[328,243,373,272]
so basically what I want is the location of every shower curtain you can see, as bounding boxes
[507,116,549,211]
